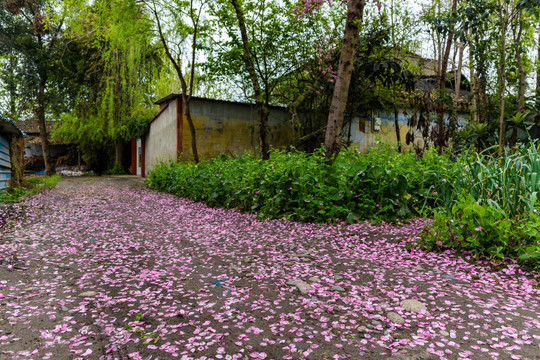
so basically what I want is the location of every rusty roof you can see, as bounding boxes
[13,119,57,135]
[0,115,24,136]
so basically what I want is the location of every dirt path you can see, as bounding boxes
[0,176,538,360]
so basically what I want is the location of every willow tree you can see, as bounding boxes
[54,0,162,168]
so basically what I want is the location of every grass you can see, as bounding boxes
[0,175,62,203]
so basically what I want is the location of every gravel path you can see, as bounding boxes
[0,176,538,360]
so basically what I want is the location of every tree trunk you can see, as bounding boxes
[471,74,479,123]
[324,0,365,160]
[537,22,540,98]
[498,1,508,155]
[455,41,464,98]
[479,71,489,123]
[231,0,270,160]
[114,138,123,164]
[469,36,479,123]
[9,135,24,188]
[449,41,464,140]
[37,81,53,175]
[151,2,199,163]
[182,96,199,163]
[394,106,401,153]
[435,0,457,153]
[515,14,526,114]
[512,12,525,148]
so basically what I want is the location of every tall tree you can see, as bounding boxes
[53,0,163,170]
[434,0,457,151]
[497,0,510,153]
[385,0,420,152]
[0,0,72,175]
[143,0,207,163]
[323,0,366,160]
[537,22,540,98]
[230,0,270,159]
[208,0,342,158]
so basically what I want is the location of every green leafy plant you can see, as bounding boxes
[146,145,453,223]
[0,175,61,204]
[124,313,158,344]
[103,162,126,175]
[420,195,512,259]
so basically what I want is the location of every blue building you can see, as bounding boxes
[0,116,24,189]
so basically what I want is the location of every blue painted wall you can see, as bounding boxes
[0,134,11,189]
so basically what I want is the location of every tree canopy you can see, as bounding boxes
[2,0,540,169]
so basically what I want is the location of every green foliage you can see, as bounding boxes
[420,196,539,268]
[0,187,28,203]
[122,108,156,141]
[52,0,162,168]
[206,0,344,105]
[103,162,126,175]
[147,142,540,269]
[419,145,540,269]
[146,145,451,223]
[421,195,512,258]
[0,175,62,203]
[437,146,540,219]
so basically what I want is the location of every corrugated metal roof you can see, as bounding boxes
[155,94,287,110]
[0,115,24,136]
[13,118,57,135]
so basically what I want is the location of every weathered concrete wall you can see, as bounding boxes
[345,109,470,152]
[24,143,68,158]
[181,99,291,161]
[145,101,178,174]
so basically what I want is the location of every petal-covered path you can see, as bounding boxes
[0,177,539,360]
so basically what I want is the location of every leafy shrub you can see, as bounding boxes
[146,145,453,223]
[419,145,540,269]
[420,196,540,268]
[104,162,126,175]
[420,195,512,257]
[0,187,28,203]
[146,143,540,269]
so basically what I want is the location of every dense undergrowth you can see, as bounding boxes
[146,145,540,269]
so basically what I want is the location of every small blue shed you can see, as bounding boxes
[0,116,24,189]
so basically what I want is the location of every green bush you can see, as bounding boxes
[0,187,28,203]
[146,145,453,223]
[420,195,540,268]
[418,145,540,269]
[104,162,126,175]
[146,143,540,269]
